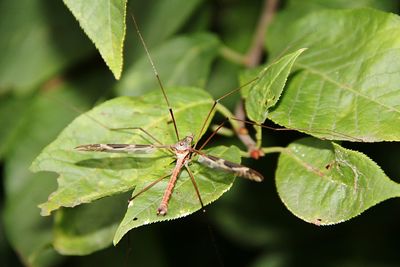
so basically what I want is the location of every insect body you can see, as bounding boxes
[76,132,263,216]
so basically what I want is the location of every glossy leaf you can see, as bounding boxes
[31,87,216,215]
[245,48,306,123]
[276,138,400,225]
[266,9,400,142]
[64,0,127,79]
[31,87,243,244]
[117,33,220,96]
[267,0,398,56]
[113,145,239,244]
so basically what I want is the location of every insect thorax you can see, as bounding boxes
[172,134,194,155]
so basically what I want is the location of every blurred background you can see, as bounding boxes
[1,0,400,266]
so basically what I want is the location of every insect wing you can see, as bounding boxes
[75,144,161,154]
[197,154,263,182]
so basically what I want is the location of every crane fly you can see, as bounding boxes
[74,15,264,216]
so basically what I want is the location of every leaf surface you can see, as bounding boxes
[64,0,127,79]
[266,9,400,141]
[31,87,217,215]
[244,48,306,123]
[276,138,400,224]
[31,87,242,243]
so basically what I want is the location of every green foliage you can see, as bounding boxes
[2,0,400,266]
[117,33,220,96]
[276,138,400,224]
[244,48,306,123]
[3,86,93,266]
[63,0,127,79]
[0,0,93,94]
[31,88,217,215]
[266,9,400,141]
[30,87,240,244]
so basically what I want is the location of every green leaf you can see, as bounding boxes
[116,33,220,96]
[31,87,220,215]
[31,86,242,244]
[113,145,239,244]
[267,0,398,50]
[284,0,397,13]
[245,48,306,123]
[63,0,127,79]
[276,137,400,225]
[53,193,128,255]
[0,0,93,94]
[266,9,400,142]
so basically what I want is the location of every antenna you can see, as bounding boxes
[130,14,180,141]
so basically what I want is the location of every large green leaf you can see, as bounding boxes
[63,0,127,79]
[0,0,93,94]
[284,0,397,13]
[267,0,398,52]
[31,87,241,244]
[265,9,400,142]
[276,138,400,225]
[31,87,215,215]
[245,48,306,123]
[117,33,220,96]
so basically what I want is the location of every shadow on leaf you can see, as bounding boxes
[75,155,170,170]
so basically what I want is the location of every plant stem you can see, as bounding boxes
[219,45,247,66]
[216,104,241,131]
[262,146,286,154]
[240,146,286,158]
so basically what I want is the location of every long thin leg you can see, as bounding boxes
[128,173,170,207]
[197,118,229,152]
[184,164,205,212]
[230,117,364,142]
[130,14,180,142]
[110,126,163,145]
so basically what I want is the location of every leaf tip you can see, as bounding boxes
[38,203,52,216]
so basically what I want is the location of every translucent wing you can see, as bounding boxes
[75,144,169,154]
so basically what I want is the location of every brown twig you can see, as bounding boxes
[235,0,279,158]
[234,101,264,159]
[244,0,279,67]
